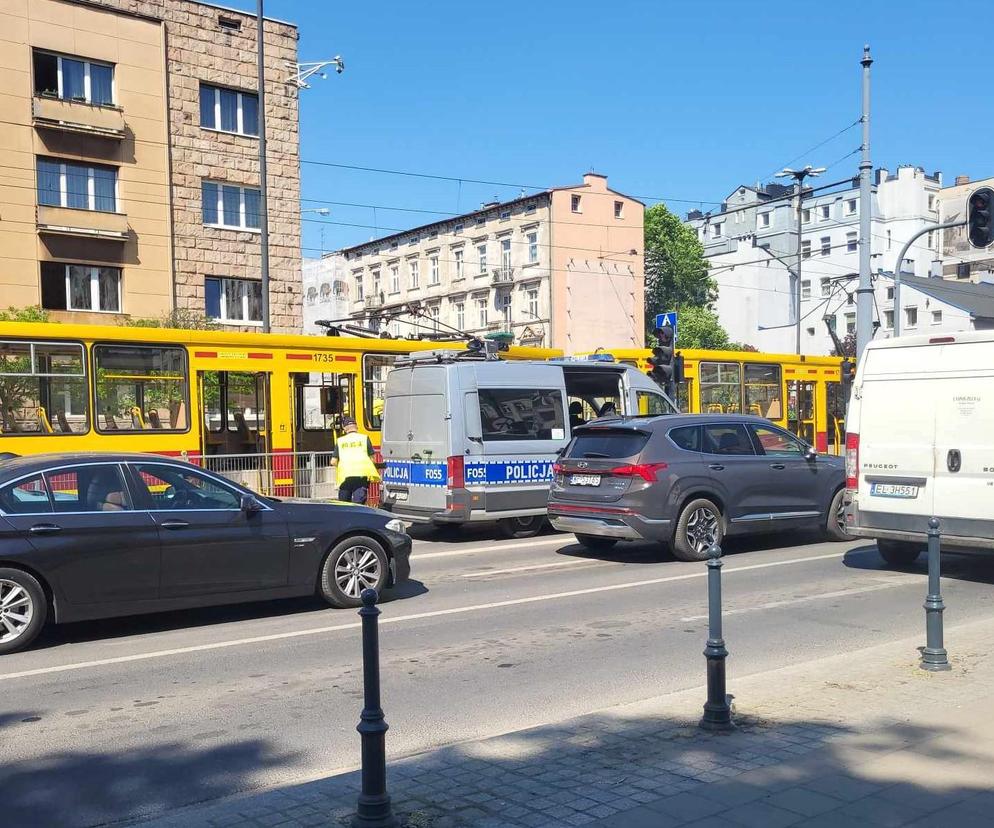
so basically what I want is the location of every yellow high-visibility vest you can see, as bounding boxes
[335,432,381,485]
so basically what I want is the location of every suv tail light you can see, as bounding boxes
[553,462,565,475]
[447,455,464,489]
[609,462,668,482]
[845,432,859,492]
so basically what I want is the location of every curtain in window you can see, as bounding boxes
[242,188,261,229]
[66,164,89,209]
[98,268,120,312]
[199,85,215,128]
[223,278,246,321]
[62,58,85,100]
[68,266,92,311]
[201,182,218,224]
[205,277,221,319]
[246,281,263,322]
[222,185,241,227]
[36,159,61,206]
[219,88,238,132]
[92,167,116,212]
[241,93,259,136]
[90,64,113,106]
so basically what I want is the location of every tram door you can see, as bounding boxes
[825,381,846,455]
[199,371,271,456]
[291,372,355,454]
[786,380,816,446]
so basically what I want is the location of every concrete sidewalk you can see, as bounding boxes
[125,617,994,828]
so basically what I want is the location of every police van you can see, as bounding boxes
[379,352,676,537]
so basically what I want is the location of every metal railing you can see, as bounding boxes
[491,267,514,285]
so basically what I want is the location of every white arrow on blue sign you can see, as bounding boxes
[654,312,678,341]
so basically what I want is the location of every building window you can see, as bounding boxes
[37,158,117,212]
[429,255,440,285]
[371,270,381,298]
[455,301,465,331]
[802,208,811,224]
[477,243,487,275]
[525,203,537,214]
[356,274,364,302]
[927,230,934,249]
[477,297,488,327]
[500,293,511,326]
[199,83,259,136]
[454,248,464,280]
[886,286,894,300]
[957,262,971,279]
[887,230,892,250]
[928,194,936,210]
[32,50,114,106]
[905,307,918,328]
[846,199,857,216]
[409,260,420,289]
[884,310,894,329]
[389,265,399,294]
[821,236,831,256]
[820,205,830,221]
[712,222,723,238]
[571,194,582,213]
[454,223,464,234]
[41,262,121,313]
[427,303,440,331]
[499,210,511,221]
[205,277,263,324]
[527,288,539,319]
[760,212,770,228]
[475,215,485,226]
[846,231,857,253]
[527,232,538,263]
[801,280,811,300]
[202,181,261,230]
[932,310,943,325]
[820,278,831,297]
[845,313,856,334]
[801,240,811,259]
[501,238,512,271]
[614,201,624,219]
[826,315,837,334]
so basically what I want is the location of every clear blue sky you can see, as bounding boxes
[222,0,988,258]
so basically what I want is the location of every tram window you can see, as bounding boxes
[363,354,398,431]
[743,364,783,420]
[94,344,188,432]
[0,340,88,435]
[699,362,741,414]
[223,372,266,434]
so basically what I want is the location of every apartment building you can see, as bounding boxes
[0,0,301,330]
[938,174,994,284]
[339,173,645,353]
[302,254,350,334]
[687,165,944,354]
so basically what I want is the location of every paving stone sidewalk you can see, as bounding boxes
[125,618,994,828]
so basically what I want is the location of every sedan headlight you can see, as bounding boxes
[385,518,408,534]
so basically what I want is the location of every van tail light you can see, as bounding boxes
[609,462,668,483]
[447,455,465,489]
[845,432,859,492]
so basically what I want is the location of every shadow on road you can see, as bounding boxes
[844,542,994,586]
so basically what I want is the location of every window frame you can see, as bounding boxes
[453,248,465,280]
[0,339,89,437]
[570,194,582,213]
[820,236,831,256]
[205,276,263,325]
[92,343,190,434]
[129,461,254,512]
[408,259,420,289]
[702,422,756,456]
[41,263,122,313]
[37,157,118,213]
[199,83,259,137]
[526,231,539,263]
[846,231,858,253]
[905,306,918,328]
[201,181,262,231]
[476,243,488,275]
[931,310,943,325]
[45,462,134,513]
[748,423,808,457]
[429,255,440,285]
[477,387,566,443]
[32,49,116,106]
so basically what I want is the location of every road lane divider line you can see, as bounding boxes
[416,536,573,560]
[0,551,845,682]
[462,559,613,578]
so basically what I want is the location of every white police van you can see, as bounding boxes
[379,351,675,537]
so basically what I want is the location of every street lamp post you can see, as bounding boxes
[775,166,826,355]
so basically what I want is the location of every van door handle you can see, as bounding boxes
[29,523,62,535]
[769,463,786,470]
[708,464,725,471]
[160,520,190,530]
[947,449,961,473]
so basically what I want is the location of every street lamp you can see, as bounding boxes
[302,207,331,252]
[775,166,826,355]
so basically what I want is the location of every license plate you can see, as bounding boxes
[870,483,919,498]
[392,490,409,502]
[569,474,601,486]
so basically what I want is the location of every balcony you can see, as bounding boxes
[492,267,515,287]
[32,96,126,140]
[364,293,385,310]
[36,205,128,241]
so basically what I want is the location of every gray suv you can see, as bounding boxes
[548,414,848,561]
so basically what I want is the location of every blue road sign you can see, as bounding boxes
[654,311,678,341]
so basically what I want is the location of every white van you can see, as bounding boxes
[379,353,676,537]
[845,330,994,564]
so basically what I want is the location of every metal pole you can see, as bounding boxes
[892,220,966,337]
[700,544,733,731]
[920,518,950,672]
[257,0,272,333]
[795,182,803,355]
[353,589,397,828]
[855,45,874,359]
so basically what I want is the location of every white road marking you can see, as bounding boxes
[0,551,845,682]
[462,559,611,578]
[678,577,917,622]
[416,536,573,560]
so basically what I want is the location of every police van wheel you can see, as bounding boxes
[319,536,388,609]
[498,516,544,539]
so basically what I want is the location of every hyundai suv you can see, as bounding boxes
[548,414,848,561]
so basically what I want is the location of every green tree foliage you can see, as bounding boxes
[0,306,50,323]
[832,332,857,359]
[643,203,715,339]
[123,309,220,330]
[674,306,736,350]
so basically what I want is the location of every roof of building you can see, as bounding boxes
[894,273,994,320]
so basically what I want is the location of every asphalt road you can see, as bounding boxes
[3,525,994,827]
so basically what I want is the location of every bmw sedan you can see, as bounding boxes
[0,453,412,654]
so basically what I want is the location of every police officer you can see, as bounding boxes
[331,417,380,504]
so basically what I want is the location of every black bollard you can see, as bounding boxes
[920,518,950,672]
[700,543,733,731]
[353,588,398,828]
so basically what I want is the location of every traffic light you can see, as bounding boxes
[968,187,994,248]
[647,324,683,398]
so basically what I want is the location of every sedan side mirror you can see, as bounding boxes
[240,493,263,513]
[805,446,817,460]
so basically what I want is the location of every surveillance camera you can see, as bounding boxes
[336,63,344,74]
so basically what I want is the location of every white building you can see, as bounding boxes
[302,255,350,335]
[938,174,994,284]
[687,166,952,353]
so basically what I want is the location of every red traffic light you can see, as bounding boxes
[968,187,994,248]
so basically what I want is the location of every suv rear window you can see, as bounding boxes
[567,430,649,459]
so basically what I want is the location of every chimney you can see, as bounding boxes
[582,172,607,188]
[956,175,971,186]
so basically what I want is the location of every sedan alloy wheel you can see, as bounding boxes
[334,545,382,600]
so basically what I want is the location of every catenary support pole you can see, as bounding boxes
[700,544,733,731]
[257,0,272,332]
[855,45,874,360]
[920,518,950,672]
